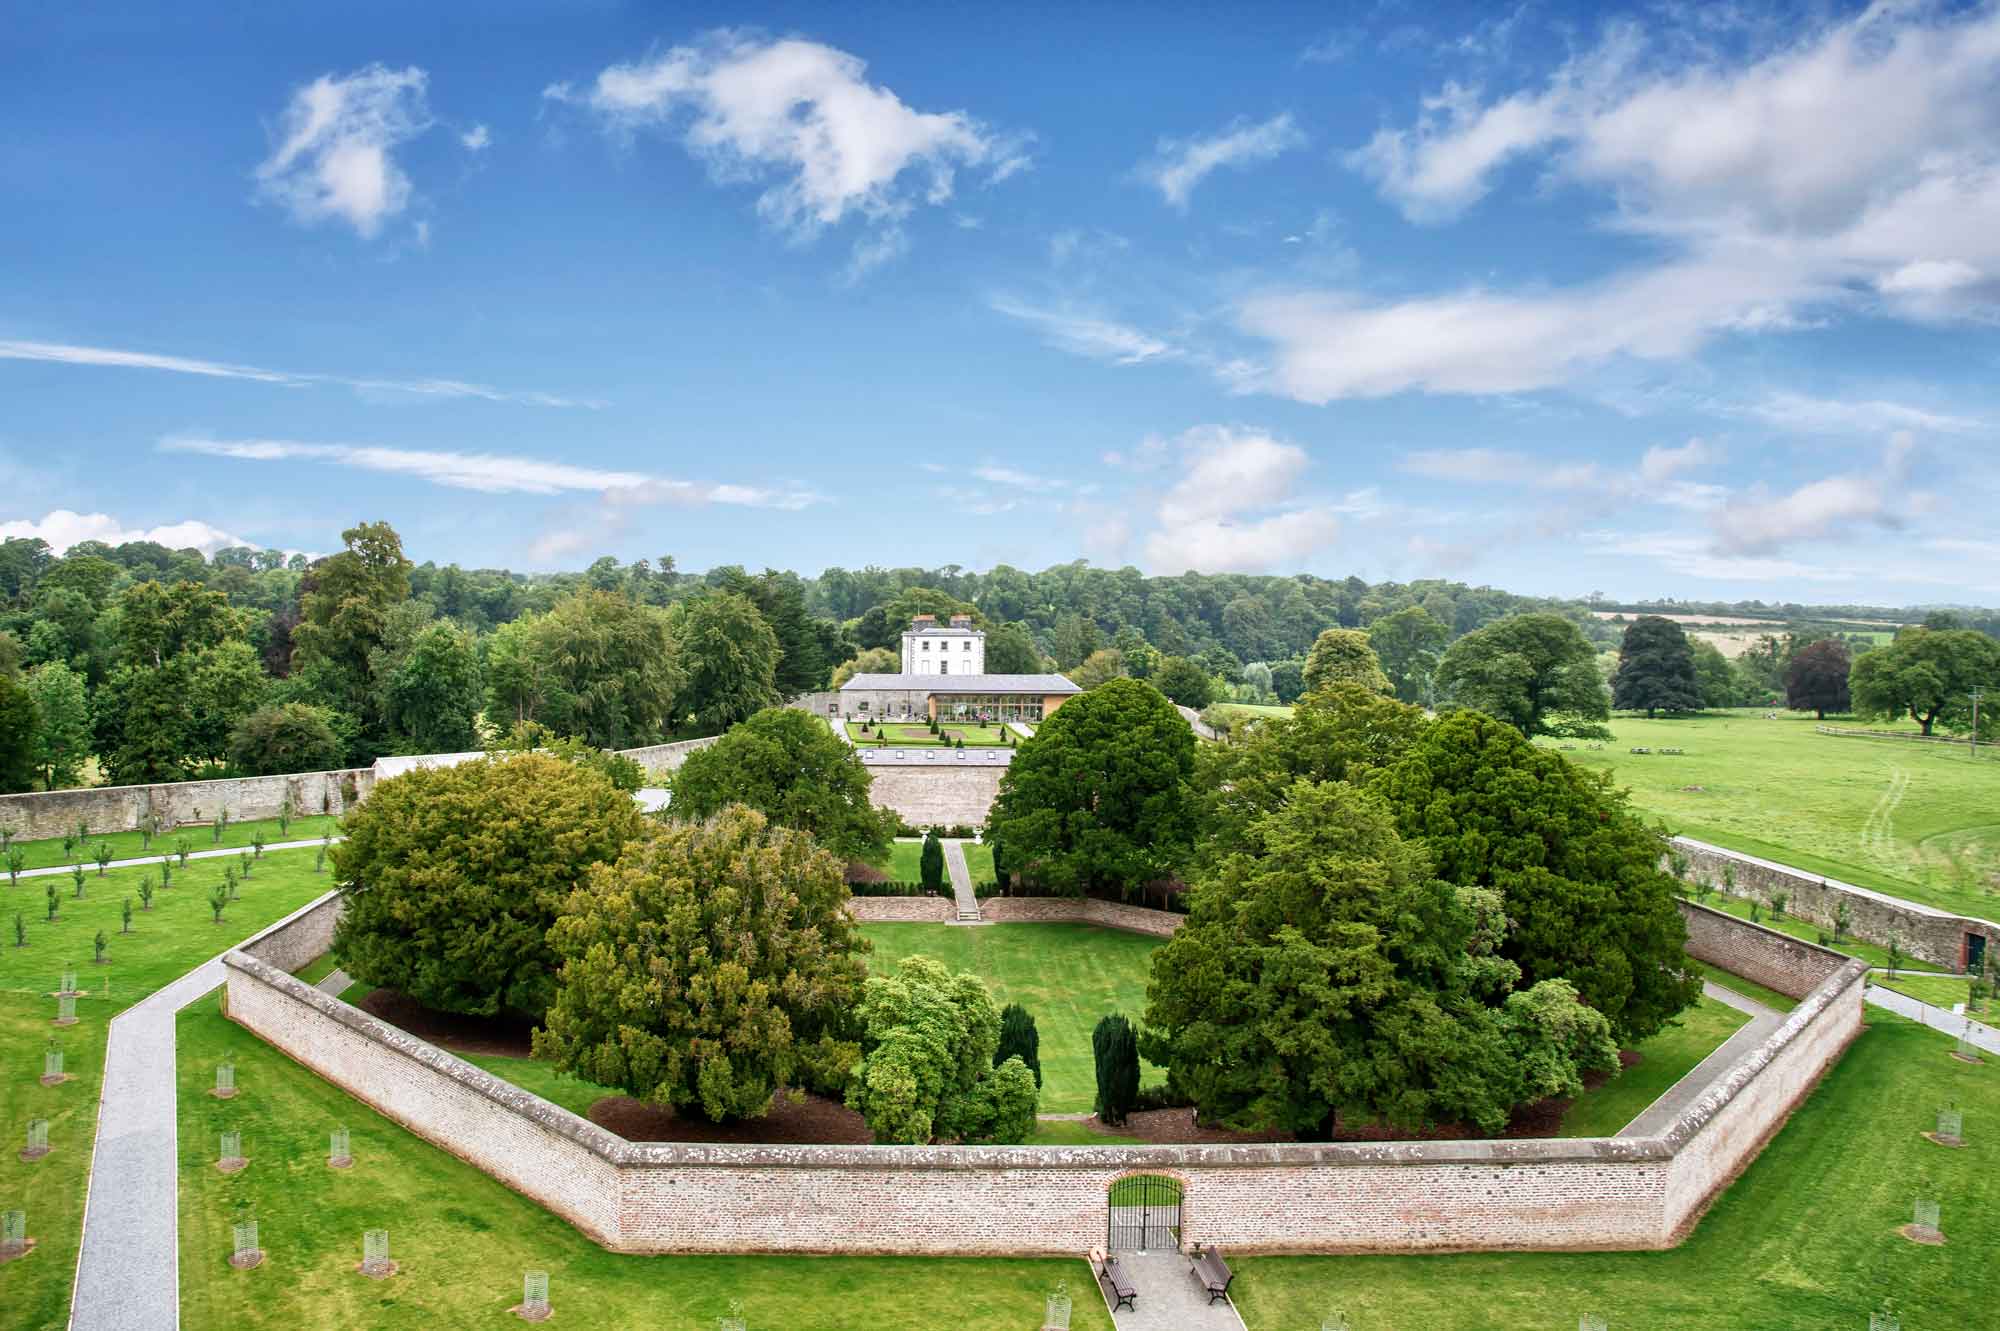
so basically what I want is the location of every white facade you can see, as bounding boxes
[900,615,985,676]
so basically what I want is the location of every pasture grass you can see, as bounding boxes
[2,814,341,872]
[1553,710,2000,920]
[0,848,333,1330]
[176,990,1109,1331]
[1235,1014,2000,1330]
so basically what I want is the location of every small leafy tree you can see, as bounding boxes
[251,831,266,860]
[70,863,85,899]
[45,881,59,921]
[920,829,945,894]
[175,837,191,867]
[121,897,132,934]
[1887,934,1904,978]
[237,852,252,884]
[847,955,1036,1144]
[1770,891,1788,921]
[4,845,22,888]
[995,1002,1043,1089]
[138,875,155,911]
[316,833,331,873]
[535,805,867,1123]
[1834,897,1852,944]
[212,809,226,844]
[138,813,157,850]
[159,856,173,890]
[1749,901,1762,923]
[223,863,238,901]
[93,930,107,963]
[208,882,227,923]
[61,830,78,861]
[94,842,112,876]
[1092,1014,1140,1126]
[12,912,23,947]
[277,792,295,837]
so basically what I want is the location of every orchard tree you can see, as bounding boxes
[1434,613,1610,739]
[1368,606,1449,705]
[228,703,345,775]
[24,661,90,789]
[671,591,781,733]
[985,679,1196,898]
[846,954,1037,1144]
[1373,710,1700,1041]
[1143,779,1619,1137]
[1610,616,1701,717]
[332,752,643,1017]
[1785,639,1852,718]
[982,621,1045,675]
[1150,655,1215,710]
[1302,628,1391,695]
[667,707,898,863]
[1850,627,2000,735]
[534,806,867,1122]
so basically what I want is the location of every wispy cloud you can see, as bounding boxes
[1138,113,1305,210]
[987,299,1179,365]
[0,337,600,409]
[256,64,434,237]
[1714,435,1919,556]
[161,435,820,509]
[1744,392,1983,436]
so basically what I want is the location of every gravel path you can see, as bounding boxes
[1098,1251,1247,1331]
[1617,981,1785,1139]
[12,837,335,881]
[70,894,335,1330]
[1866,984,2000,1054]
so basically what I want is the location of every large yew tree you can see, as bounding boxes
[1610,615,1701,717]
[332,752,643,1018]
[535,806,868,1123]
[984,678,1195,897]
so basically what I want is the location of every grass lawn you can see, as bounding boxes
[0,847,336,1331]
[858,923,1165,1114]
[1689,892,1951,972]
[3,813,341,872]
[1875,973,1983,1014]
[847,722,1014,748]
[1547,710,2000,921]
[176,990,1110,1331]
[1211,703,1293,723]
[1235,1014,2000,1330]
[1693,961,1799,1014]
[1555,995,1748,1138]
[883,840,996,885]
[292,952,340,986]
[457,1051,609,1119]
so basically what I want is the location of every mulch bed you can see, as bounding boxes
[590,1092,873,1145]
[356,990,536,1059]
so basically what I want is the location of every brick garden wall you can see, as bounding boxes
[1676,899,1849,999]
[225,893,1866,1256]
[1673,837,2000,970]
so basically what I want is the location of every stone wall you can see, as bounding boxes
[977,896,1184,938]
[848,896,957,923]
[865,766,1003,828]
[617,736,720,778]
[0,768,366,841]
[1673,837,1999,971]
[1676,899,1848,1000]
[225,893,1865,1257]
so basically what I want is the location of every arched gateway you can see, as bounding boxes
[1106,1173,1183,1251]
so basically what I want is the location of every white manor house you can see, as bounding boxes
[834,614,1081,722]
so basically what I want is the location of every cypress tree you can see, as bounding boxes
[996,1002,1042,1088]
[1092,1013,1140,1125]
[919,829,945,893]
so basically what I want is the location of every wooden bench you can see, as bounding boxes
[1189,1246,1234,1304]
[1096,1256,1137,1312]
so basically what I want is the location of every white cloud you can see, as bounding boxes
[1639,437,1719,483]
[0,337,599,409]
[1138,113,1305,209]
[988,298,1178,365]
[971,464,1065,493]
[842,225,909,284]
[1714,434,1918,556]
[1134,426,1342,572]
[1585,531,1846,582]
[460,124,491,151]
[1745,392,1983,436]
[571,31,1023,268]
[0,510,250,557]
[1397,448,1531,484]
[161,436,821,509]
[256,64,433,237]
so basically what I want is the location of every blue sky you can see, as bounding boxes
[4,1,1998,603]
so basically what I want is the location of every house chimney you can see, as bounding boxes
[911,614,936,628]
[950,614,972,629]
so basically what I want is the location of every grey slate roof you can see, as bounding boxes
[838,672,1083,694]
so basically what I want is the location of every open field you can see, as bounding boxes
[1551,710,2000,920]
[1236,1013,2000,1330]
[176,991,1109,1331]
[2,812,341,872]
[0,848,333,1331]
[846,722,1012,747]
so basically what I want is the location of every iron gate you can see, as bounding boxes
[1106,1174,1183,1251]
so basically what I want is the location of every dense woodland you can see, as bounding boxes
[1,520,1995,794]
